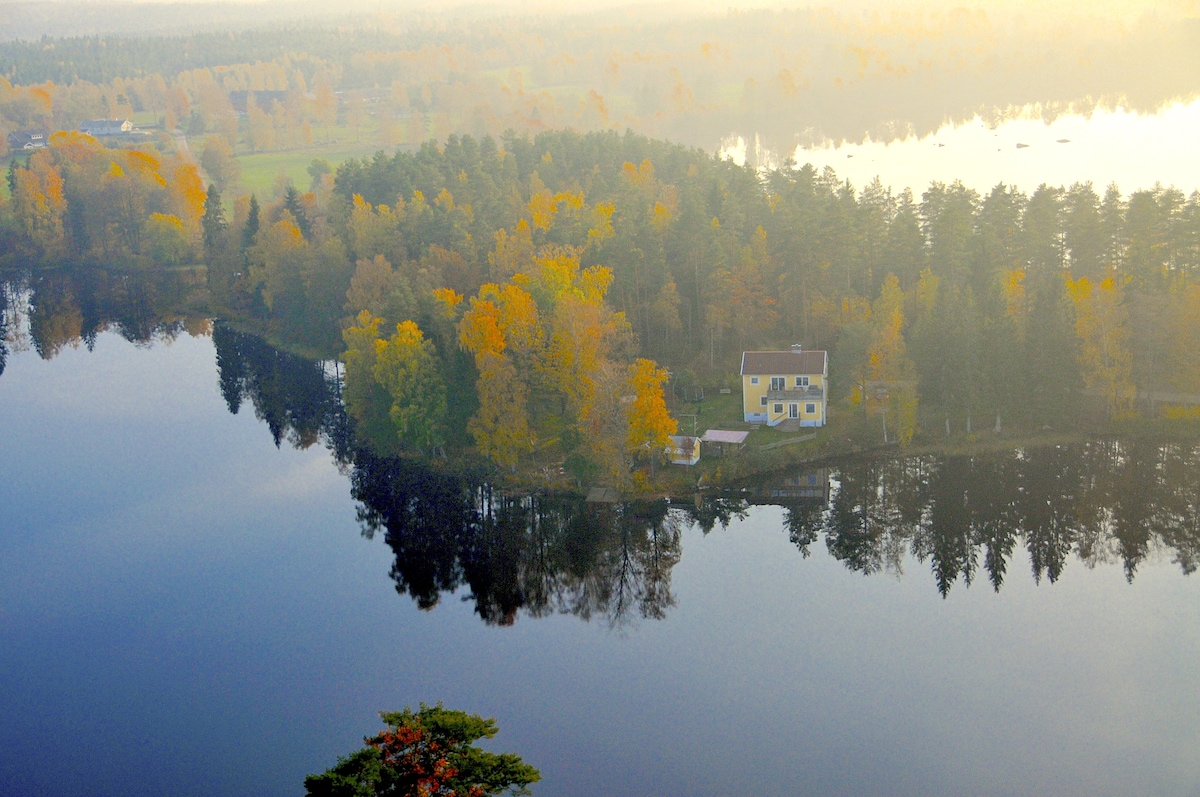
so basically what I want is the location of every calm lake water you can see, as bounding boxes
[724,96,1200,195]
[2,290,1200,796]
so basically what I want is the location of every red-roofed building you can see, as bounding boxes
[741,346,828,426]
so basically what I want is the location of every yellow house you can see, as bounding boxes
[741,347,828,427]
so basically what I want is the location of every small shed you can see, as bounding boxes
[701,429,750,456]
[666,435,701,465]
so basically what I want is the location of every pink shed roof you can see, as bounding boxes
[740,350,827,376]
[701,429,750,444]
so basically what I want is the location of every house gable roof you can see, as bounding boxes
[741,350,827,376]
[78,119,132,134]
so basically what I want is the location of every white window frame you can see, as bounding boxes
[750,376,759,385]
[789,403,799,419]
[796,376,809,387]
[805,403,816,414]
[773,403,784,414]
[770,377,786,391]
[760,396,768,406]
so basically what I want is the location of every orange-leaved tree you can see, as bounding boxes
[626,357,677,459]
[304,703,539,797]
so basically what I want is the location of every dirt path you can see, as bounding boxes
[171,129,212,186]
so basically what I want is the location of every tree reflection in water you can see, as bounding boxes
[0,267,210,364]
[349,455,683,627]
[214,322,683,628]
[790,444,1200,595]
[9,267,1197,620]
[209,321,1200,611]
[0,281,9,378]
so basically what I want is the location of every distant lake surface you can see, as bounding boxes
[2,302,1200,796]
[725,97,1200,195]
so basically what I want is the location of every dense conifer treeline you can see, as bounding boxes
[6,128,1200,467]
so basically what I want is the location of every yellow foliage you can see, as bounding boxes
[459,296,507,357]
[587,202,615,244]
[1067,275,1135,417]
[468,351,534,469]
[489,220,535,280]
[840,295,871,325]
[559,190,585,212]
[1161,405,1200,420]
[1003,268,1028,338]
[893,384,918,446]
[172,163,206,227]
[872,273,905,320]
[626,358,677,453]
[529,188,556,231]
[915,267,939,317]
[652,200,673,232]
[432,287,464,318]
[124,150,166,187]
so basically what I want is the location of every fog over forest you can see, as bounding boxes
[3,0,1198,156]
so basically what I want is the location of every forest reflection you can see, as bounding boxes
[5,275,1199,619]
[207,321,1200,618]
[211,322,683,627]
[0,267,211,361]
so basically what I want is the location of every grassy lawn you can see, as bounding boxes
[674,387,820,450]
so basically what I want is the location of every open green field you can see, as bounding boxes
[1,156,11,201]
[233,118,417,198]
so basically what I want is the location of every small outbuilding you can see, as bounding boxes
[701,429,750,456]
[666,435,701,465]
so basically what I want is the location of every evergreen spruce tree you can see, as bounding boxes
[242,194,260,251]
[282,184,311,240]
[201,184,227,257]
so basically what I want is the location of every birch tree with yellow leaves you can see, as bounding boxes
[1066,275,1135,417]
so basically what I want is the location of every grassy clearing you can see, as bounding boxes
[236,145,386,197]
[232,117,420,198]
[1,154,13,201]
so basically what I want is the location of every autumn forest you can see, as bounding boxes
[4,4,1200,486]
